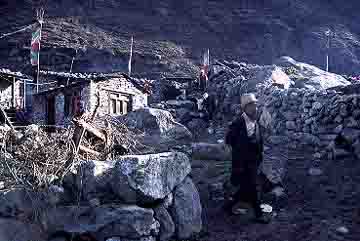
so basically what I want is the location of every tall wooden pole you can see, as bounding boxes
[128,36,134,77]
[36,20,43,93]
[12,77,16,108]
[325,29,331,72]
[23,79,26,109]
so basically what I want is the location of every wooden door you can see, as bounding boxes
[47,96,56,131]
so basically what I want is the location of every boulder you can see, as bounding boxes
[64,160,116,202]
[165,100,195,110]
[154,205,175,241]
[276,56,350,90]
[149,79,184,103]
[286,121,296,130]
[0,219,44,241]
[0,189,38,219]
[106,237,156,241]
[186,119,208,137]
[119,108,192,152]
[341,128,360,144]
[191,142,231,161]
[175,108,192,124]
[112,152,191,204]
[169,177,202,240]
[67,152,190,204]
[261,145,287,184]
[43,205,159,240]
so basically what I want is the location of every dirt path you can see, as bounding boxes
[191,148,360,241]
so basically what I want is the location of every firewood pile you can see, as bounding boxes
[0,109,146,191]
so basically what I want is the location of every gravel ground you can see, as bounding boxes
[190,145,360,241]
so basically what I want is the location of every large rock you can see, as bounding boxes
[169,177,202,240]
[247,65,291,90]
[43,205,159,240]
[0,189,44,219]
[67,152,191,204]
[0,219,44,241]
[149,79,185,103]
[186,119,208,138]
[119,108,192,152]
[341,128,360,144]
[276,56,351,90]
[112,152,191,204]
[64,160,116,201]
[154,206,175,241]
[106,237,156,241]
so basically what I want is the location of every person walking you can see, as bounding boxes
[224,93,271,224]
[199,68,208,91]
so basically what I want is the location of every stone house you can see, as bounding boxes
[32,71,149,126]
[0,68,33,110]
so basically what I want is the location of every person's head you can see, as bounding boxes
[241,93,258,119]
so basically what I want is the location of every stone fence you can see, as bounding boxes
[257,85,360,160]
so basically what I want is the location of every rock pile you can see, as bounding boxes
[203,57,358,186]
[207,57,351,120]
[258,86,360,160]
[0,152,202,241]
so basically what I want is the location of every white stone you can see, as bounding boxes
[308,168,323,176]
[312,102,322,110]
[336,226,349,234]
[271,187,286,198]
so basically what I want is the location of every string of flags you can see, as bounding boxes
[31,8,44,67]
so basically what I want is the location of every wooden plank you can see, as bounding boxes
[79,145,101,156]
[73,125,86,154]
[77,120,106,142]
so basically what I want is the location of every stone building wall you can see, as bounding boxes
[0,80,23,109]
[31,76,147,125]
[91,77,148,116]
[257,86,360,159]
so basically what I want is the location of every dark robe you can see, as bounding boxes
[225,115,264,186]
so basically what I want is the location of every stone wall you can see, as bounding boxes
[91,77,148,116]
[257,86,360,159]
[0,80,23,109]
[31,77,148,125]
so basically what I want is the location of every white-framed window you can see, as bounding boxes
[109,93,130,115]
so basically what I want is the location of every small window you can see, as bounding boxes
[109,93,130,115]
[111,99,117,114]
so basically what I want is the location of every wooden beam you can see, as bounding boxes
[79,145,101,156]
[76,120,106,142]
[12,77,16,108]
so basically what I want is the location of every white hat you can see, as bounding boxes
[241,93,258,109]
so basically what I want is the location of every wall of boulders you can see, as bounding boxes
[257,86,360,160]
[0,152,202,241]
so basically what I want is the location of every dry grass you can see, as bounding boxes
[0,115,148,191]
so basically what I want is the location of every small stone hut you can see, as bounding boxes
[32,71,149,126]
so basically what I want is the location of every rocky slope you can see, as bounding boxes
[1,0,360,77]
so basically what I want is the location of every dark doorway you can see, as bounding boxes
[47,96,56,132]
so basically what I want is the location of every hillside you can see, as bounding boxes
[1,0,360,77]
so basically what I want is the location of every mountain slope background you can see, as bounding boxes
[1,0,360,77]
